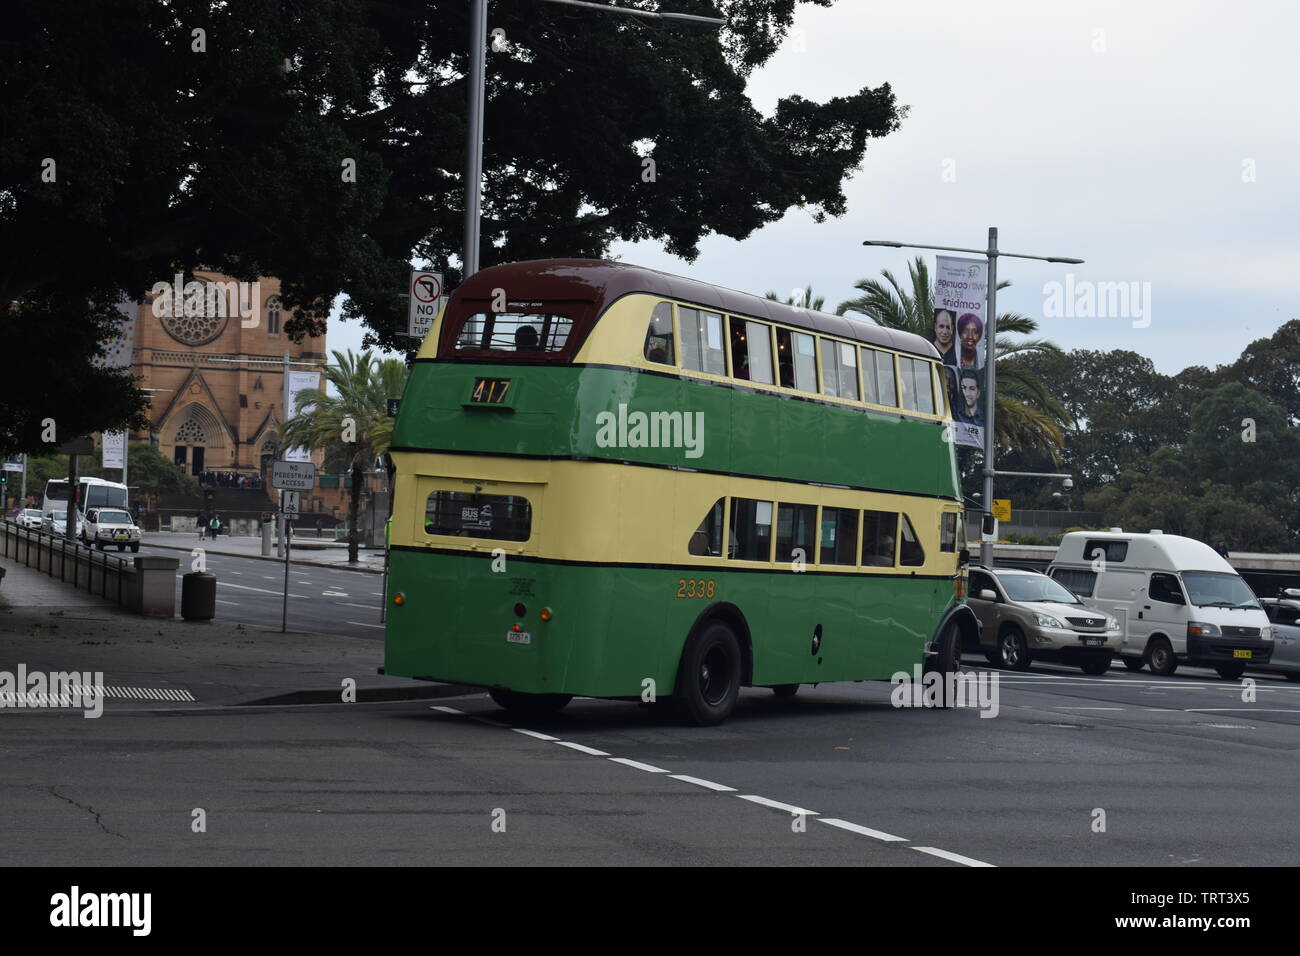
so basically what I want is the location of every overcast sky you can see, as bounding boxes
[329,0,1299,376]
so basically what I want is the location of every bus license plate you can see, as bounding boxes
[1233,649,1252,659]
[506,630,531,645]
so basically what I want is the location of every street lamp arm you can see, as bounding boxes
[864,239,1083,264]
[538,0,726,25]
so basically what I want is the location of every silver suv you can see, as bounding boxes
[968,567,1122,674]
[83,507,142,552]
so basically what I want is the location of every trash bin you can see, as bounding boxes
[181,571,216,621]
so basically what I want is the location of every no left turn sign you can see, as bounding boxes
[412,272,441,303]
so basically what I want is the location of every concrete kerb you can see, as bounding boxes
[144,539,385,574]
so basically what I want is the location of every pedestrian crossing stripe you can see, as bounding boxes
[0,685,197,706]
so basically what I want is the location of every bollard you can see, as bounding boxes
[261,520,272,556]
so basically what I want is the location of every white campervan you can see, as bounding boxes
[1047,530,1273,679]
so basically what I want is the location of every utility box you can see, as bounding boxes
[180,571,216,621]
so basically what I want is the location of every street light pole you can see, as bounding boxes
[462,0,488,279]
[981,227,998,568]
[458,1,725,281]
[862,232,1084,567]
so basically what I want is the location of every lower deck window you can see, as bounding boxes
[731,498,773,561]
[776,503,817,564]
[425,491,532,541]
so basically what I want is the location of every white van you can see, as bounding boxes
[1047,530,1273,679]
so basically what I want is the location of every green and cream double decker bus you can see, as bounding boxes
[385,260,976,724]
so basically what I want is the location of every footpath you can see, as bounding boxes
[141,530,386,574]
[0,557,472,710]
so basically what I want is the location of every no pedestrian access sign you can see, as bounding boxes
[408,269,444,339]
[272,460,316,491]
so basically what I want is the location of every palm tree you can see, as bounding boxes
[836,256,1071,461]
[279,350,409,563]
[764,285,826,311]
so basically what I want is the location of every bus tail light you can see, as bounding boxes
[393,592,406,606]
[540,607,553,622]
[954,576,966,599]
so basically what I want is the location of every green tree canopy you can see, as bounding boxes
[3,1,902,450]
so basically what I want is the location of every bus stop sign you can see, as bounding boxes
[272,461,316,490]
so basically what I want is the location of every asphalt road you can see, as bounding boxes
[3,651,1297,866]
[135,540,387,641]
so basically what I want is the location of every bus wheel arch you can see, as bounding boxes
[682,603,753,686]
[670,604,751,726]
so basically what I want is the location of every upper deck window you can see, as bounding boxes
[777,329,817,391]
[729,317,774,384]
[820,339,859,401]
[861,347,898,408]
[899,356,935,414]
[453,312,573,353]
[643,302,675,365]
[680,308,726,375]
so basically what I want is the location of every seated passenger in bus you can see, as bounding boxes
[514,325,540,351]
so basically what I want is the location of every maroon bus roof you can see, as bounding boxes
[454,259,940,360]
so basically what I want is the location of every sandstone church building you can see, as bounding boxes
[115,272,327,483]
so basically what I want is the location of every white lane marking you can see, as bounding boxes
[912,846,995,867]
[819,818,908,842]
[513,728,560,741]
[346,621,384,629]
[608,757,669,773]
[229,571,243,575]
[1185,708,1300,713]
[218,581,309,597]
[215,599,240,606]
[669,774,737,792]
[337,602,380,610]
[737,795,818,816]
[262,575,276,580]
[1056,707,1125,711]
[554,741,611,756]
[323,591,349,598]
[432,705,463,714]
[1144,707,1178,711]
[370,592,384,596]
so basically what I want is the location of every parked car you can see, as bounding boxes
[1048,530,1273,679]
[42,510,84,538]
[16,508,44,530]
[1257,589,1300,683]
[82,507,142,552]
[967,566,1122,674]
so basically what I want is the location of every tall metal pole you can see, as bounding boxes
[979,227,999,568]
[19,454,26,506]
[462,0,488,279]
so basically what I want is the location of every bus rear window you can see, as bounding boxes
[454,313,573,353]
[425,491,532,541]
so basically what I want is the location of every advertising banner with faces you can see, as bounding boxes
[934,256,988,449]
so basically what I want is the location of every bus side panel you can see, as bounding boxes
[747,575,947,686]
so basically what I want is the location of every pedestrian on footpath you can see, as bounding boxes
[198,510,207,540]
[316,517,324,538]
[209,514,222,539]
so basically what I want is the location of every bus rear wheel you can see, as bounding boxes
[488,688,572,718]
[673,621,741,726]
